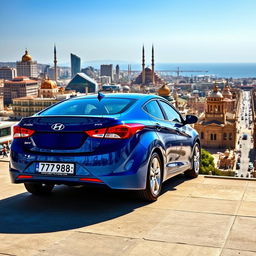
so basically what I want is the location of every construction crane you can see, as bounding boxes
[124,66,208,83]
[156,67,208,77]
[125,66,208,76]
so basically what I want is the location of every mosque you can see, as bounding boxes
[133,46,165,86]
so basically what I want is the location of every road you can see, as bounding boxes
[237,90,254,178]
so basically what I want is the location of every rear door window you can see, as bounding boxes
[144,100,165,120]
[158,101,183,123]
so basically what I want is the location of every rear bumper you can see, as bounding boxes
[9,143,149,190]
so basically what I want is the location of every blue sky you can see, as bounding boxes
[1,0,256,64]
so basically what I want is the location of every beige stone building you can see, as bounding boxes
[194,84,240,149]
[4,76,39,105]
[16,50,38,78]
[39,79,59,98]
[12,94,72,119]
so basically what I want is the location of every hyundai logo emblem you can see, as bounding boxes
[51,123,65,131]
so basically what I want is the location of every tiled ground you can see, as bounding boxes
[1,161,256,256]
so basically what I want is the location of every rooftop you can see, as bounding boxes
[5,76,38,84]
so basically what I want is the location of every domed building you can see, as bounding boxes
[222,84,232,99]
[194,83,239,149]
[133,46,165,86]
[22,50,32,62]
[158,84,174,102]
[39,78,59,98]
[222,82,236,113]
[16,49,38,78]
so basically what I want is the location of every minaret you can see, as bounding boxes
[54,44,57,83]
[151,44,155,85]
[142,45,145,84]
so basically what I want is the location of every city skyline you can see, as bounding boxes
[1,0,256,63]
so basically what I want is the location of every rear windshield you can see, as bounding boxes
[38,98,136,116]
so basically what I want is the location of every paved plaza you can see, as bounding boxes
[1,161,256,256]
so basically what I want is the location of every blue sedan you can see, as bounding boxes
[10,93,200,201]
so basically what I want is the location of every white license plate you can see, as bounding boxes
[36,162,75,175]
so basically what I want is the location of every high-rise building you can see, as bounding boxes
[47,67,60,80]
[4,76,39,105]
[81,66,96,79]
[71,53,81,77]
[16,50,38,78]
[54,44,57,82]
[100,64,113,82]
[115,65,120,82]
[0,67,16,80]
[66,73,98,93]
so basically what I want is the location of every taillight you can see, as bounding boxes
[13,126,35,139]
[85,128,107,138]
[85,123,144,139]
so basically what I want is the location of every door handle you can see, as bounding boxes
[155,123,161,131]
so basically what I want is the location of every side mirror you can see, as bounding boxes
[185,115,198,124]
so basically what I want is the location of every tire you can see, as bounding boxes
[185,143,200,178]
[137,152,162,202]
[24,182,54,195]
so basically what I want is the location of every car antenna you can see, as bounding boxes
[97,92,105,102]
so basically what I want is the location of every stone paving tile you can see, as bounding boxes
[128,240,221,256]
[238,201,256,217]
[221,249,256,256]
[225,216,256,252]
[145,210,235,248]
[191,183,245,201]
[176,197,240,215]
[165,183,200,197]
[36,232,221,256]
[203,178,248,187]
[144,194,186,210]
[247,181,256,187]
[243,187,256,202]
[76,207,170,239]
[0,231,70,256]
[37,232,138,256]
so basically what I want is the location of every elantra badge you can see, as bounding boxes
[51,123,65,131]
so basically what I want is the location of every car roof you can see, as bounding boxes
[70,93,163,101]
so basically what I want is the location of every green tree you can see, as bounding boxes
[199,148,235,176]
[199,149,215,175]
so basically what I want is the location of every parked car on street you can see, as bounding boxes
[248,162,254,171]
[9,93,200,201]
[242,134,248,140]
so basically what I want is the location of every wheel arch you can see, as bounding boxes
[151,146,166,181]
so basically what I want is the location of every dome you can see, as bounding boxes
[158,84,170,96]
[222,85,232,97]
[209,84,223,98]
[22,50,32,62]
[145,67,152,72]
[41,79,57,89]
[122,85,130,92]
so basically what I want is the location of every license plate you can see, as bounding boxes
[36,162,75,175]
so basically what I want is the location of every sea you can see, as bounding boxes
[115,63,256,79]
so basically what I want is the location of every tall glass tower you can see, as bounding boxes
[71,53,81,77]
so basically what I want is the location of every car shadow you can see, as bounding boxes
[0,175,186,234]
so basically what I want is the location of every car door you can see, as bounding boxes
[143,100,179,175]
[158,100,192,172]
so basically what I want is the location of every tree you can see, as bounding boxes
[199,149,215,174]
[199,148,235,176]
